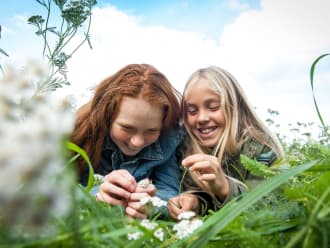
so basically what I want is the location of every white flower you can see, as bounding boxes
[140,196,152,205]
[140,219,158,230]
[94,174,104,185]
[127,231,143,240]
[0,61,75,235]
[153,228,164,241]
[177,211,196,220]
[140,196,167,208]
[137,179,150,188]
[150,196,167,207]
[173,218,203,239]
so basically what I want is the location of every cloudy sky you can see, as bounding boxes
[1,0,329,137]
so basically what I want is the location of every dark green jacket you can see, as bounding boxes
[182,138,277,215]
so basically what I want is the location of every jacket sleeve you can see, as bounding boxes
[151,153,181,201]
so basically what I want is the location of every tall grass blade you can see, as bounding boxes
[66,141,94,192]
[310,53,330,129]
[180,160,319,248]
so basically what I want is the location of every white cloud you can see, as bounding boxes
[217,0,330,128]
[54,0,330,136]
[62,5,224,100]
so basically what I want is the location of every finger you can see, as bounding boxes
[167,198,183,220]
[128,200,152,216]
[126,206,147,219]
[127,200,142,209]
[198,173,217,181]
[129,192,149,201]
[100,182,131,200]
[182,153,209,167]
[96,192,127,206]
[105,170,137,192]
[177,193,200,213]
[189,160,213,173]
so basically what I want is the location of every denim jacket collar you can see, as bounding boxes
[103,134,164,163]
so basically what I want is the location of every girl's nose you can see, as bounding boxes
[130,134,145,148]
[197,109,210,123]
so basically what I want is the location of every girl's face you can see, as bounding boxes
[110,96,163,156]
[185,79,226,149]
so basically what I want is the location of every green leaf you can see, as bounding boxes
[240,154,276,177]
[180,160,319,248]
[310,53,330,129]
[36,0,47,8]
[28,15,45,25]
[66,141,94,192]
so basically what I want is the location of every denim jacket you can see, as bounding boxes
[85,126,185,201]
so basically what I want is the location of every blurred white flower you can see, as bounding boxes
[140,196,167,208]
[154,228,164,241]
[177,211,196,220]
[94,174,104,185]
[140,219,158,230]
[0,61,75,236]
[127,231,142,240]
[173,218,203,239]
[137,178,150,189]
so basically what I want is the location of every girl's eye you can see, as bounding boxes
[146,129,160,134]
[209,105,220,111]
[186,106,198,115]
[121,126,134,132]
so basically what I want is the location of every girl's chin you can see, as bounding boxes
[198,137,217,148]
[201,142,217,149]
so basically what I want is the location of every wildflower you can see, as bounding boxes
[173,218,203,239]
[0,61,75,236]
[140,219,158,230]
[94,174,104,185]
[177,211,196,220]
[140,196,167,208]
[173,211,203,239]
[137,178,150,188]
[127,231,143,240]
[154,228,164,241]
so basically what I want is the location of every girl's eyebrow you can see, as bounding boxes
[204,98,220,104]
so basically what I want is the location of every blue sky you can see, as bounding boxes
[94,0,261,39]
[1,0,329,138]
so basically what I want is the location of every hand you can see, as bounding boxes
[182,154,229,199]
[167,193,199,220]
[126,179,157,219]
[96,169,137,206]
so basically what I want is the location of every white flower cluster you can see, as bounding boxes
[173,211,203,239]
[140,196,167,208]
[128,219,164,242]
[94,173,105,185]
[0,62,75,235]
[128,197,203,242]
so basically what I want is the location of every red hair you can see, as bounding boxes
[71,64,181,172]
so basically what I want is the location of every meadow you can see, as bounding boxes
[0,1,329,247]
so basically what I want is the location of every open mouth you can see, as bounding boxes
[197,126,217,139]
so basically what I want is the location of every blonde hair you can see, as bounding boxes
[182,66,284,164]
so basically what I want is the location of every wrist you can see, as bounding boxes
[214,177,230,200]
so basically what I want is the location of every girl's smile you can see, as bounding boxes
[185,79,226,149]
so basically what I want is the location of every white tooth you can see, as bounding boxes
[201,128,212,133]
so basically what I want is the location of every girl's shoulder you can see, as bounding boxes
[158,124,186,152]
[241,137,277,165]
